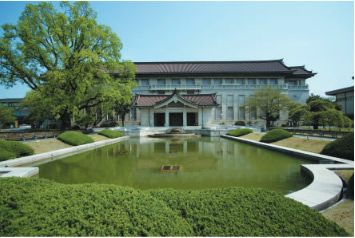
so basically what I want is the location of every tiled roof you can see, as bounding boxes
[0,98,23,103]
[289,66,315,75]
[135,60,293,74]
[134,92,218,107]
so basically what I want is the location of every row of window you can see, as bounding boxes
[139,78,281,86]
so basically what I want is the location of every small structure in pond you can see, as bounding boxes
[149,128,200,138]
[161,165,182,172]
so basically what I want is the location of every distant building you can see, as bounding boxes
[126,60,316,127]
[0,98,29,127]
[326,86,354,119]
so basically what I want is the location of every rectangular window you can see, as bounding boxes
[248,79,256,85]
[250,107,256,120]
[269,79,278,85]
[227,95,234,107]
[238,95,245,120]
[216,107,222,120]
[227,107,234,120]
[172,79,180,85]
[130,108,137,120]
[236,79,244,85]
[288,80,296,86]
[259,78,267,85]
[186,79,195,85]
[157,79,165,85]
[216,95,222,104]
[140,79,149,86]
[203,78,211,85]
[214,79,222,85]
[225,79,234,84]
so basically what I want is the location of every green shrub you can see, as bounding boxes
[260,129,293,143]
[0,178,348,237]
[98,129,125,138]
[57,131,94,146]
[0,139,34,158]
[100,120,119,128]
[321,133,354,160]
[234,121,246,126]
[0,148,16,161]
[227,128,253,137]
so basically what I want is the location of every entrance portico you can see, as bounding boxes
[133,90,218,127]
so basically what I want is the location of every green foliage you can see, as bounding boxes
[100,120,119,128]
[289,104,310,127]
[342,116,352,130]
[260,129,293,143]
[0,2,136,129]
[321,133,354,160]
[0,178,348,237]
[234,120,246,126]
[75,114,95,129]
[0,147,16,161]
[227,128,253,137]
[0,139,34,158]
[244,86,294,128]
[98,129,125,138]
[0,105,15,127]
[57,131,94,146]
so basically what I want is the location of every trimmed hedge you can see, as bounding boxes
[260,129,293,143]
[57,131,94,146]
[321,133,354,160]
[0,140,34,161]
[227,128,253,137]
[98,129,125,139]
[234,121,246,126]
[0,178,349,236]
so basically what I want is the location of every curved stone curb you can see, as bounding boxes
[221,135,354,211]
[0,136,130,176]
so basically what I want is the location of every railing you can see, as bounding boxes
[134,84,308,91]
[270,128,351,139]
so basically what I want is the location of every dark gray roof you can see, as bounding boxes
[134,91,218,107]
[0,98,23,103]
[132,60,315,78]
[325,86,354,95]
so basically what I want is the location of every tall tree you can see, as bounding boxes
[0,2,136,129]
[0,105,15,127]
[289,104,310,127]
[243,86,294,128]
[307,99,335,129]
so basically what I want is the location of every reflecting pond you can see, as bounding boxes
[38,137,312,194]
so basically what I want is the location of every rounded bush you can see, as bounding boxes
[98,129,125,139]
[57,131,94,146]
[0,177,348,237]
[321,133,354,160]
[260,129,293,143]
[227,128,253,137]
[0,148,16,161]
[234,121,246,126]
[0,139,34,158]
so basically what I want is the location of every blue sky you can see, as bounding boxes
[0,1,353,98]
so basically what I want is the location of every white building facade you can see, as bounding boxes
[126,60,315,127]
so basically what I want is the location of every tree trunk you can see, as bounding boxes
[120,113,125,127]
[61,111,72,130]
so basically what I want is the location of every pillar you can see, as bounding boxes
[165,111,169,127]
[183,109,187,127]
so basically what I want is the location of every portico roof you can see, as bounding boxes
[133,90,218,108]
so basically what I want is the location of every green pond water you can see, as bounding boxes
[38,137,312,194]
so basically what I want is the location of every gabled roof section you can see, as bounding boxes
[289,66,316,77]
[135,60,293,75]
[133,90,218,108]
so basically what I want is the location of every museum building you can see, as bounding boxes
[127,60,315,127]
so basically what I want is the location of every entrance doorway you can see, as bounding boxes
[187,112,198,126]
[154,113,165,127]
[169,113,183,126]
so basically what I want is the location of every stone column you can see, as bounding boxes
[183,109,187,127]
[165,110,169,127]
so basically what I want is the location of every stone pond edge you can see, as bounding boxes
[221,134,354,211]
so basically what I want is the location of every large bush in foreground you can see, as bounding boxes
[227,128,253,137]
[98,129,125,138]
[0,178,348,236]
[260,129,293,143]
[321,133,354,160]
[0,140,34,161]
[57,131,94,146]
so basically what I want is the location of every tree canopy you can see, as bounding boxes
[243,86,294,127]
[0,106,15,127]
[0,1,136,129]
